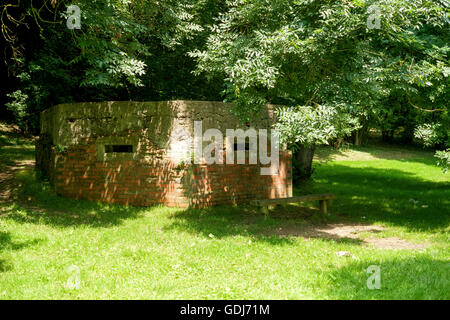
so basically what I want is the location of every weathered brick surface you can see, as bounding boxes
[38,101,292,207]
[52,142,292,207]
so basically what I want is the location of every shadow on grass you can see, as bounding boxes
[296,164,450,232]
[7,162,448,241]
[2,170,146,228]
[325,256,450,299]
[0,230,43,272]
[3,136,448,239]
[163,205,370,246]
[0,231,42,250]
[164,205,298,245]
[4,201,146,229]
[0,259,13,272]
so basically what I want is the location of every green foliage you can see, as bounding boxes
[435,149,450,173]
[54,144,68,153]
[131,0,225,100]
[414,123,446,147]
[275,105,360,149]
[2,0,224,132]
[414,112,449,172]
[68,0,151,88]
[5,90,28,132]
[1,0,448,149]
[193,0,449,149]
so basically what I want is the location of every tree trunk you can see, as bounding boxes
[333,138,344,149]
[354,130,363,146]
[352,122,369,146]
[294,144,316,181]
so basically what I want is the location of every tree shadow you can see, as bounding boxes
[0,259,13,272]
[3,200,146,229]
[0,231,43,272]
[296,164,450,232]
[0,231,42,251]
[163,204,378,246]
[0,166,147,228]
[163,205,294,245]
[325,256,450,299]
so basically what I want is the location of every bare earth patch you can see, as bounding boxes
[266,222,428,250]
[0,160,34,203]
[313,223,385,239]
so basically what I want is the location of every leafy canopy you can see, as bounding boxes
[192,0,449,147]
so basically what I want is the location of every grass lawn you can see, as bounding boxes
[0,127,449,299]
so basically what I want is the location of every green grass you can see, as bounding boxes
[0,132,449,299]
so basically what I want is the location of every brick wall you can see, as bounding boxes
[38,101,293,207]
[53,141,292,207]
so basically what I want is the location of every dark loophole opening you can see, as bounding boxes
[105,145,133,153]
[234,142,251,151]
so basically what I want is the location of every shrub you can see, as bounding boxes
[414,123,445,147]
[435,149,450,173]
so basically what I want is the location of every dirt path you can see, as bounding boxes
[0,160,34,204]
[263,222,429,250]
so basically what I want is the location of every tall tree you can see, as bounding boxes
[1,0,225,132]
[192,0,449,178]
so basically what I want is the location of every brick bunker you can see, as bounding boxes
[36,101,292,207]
